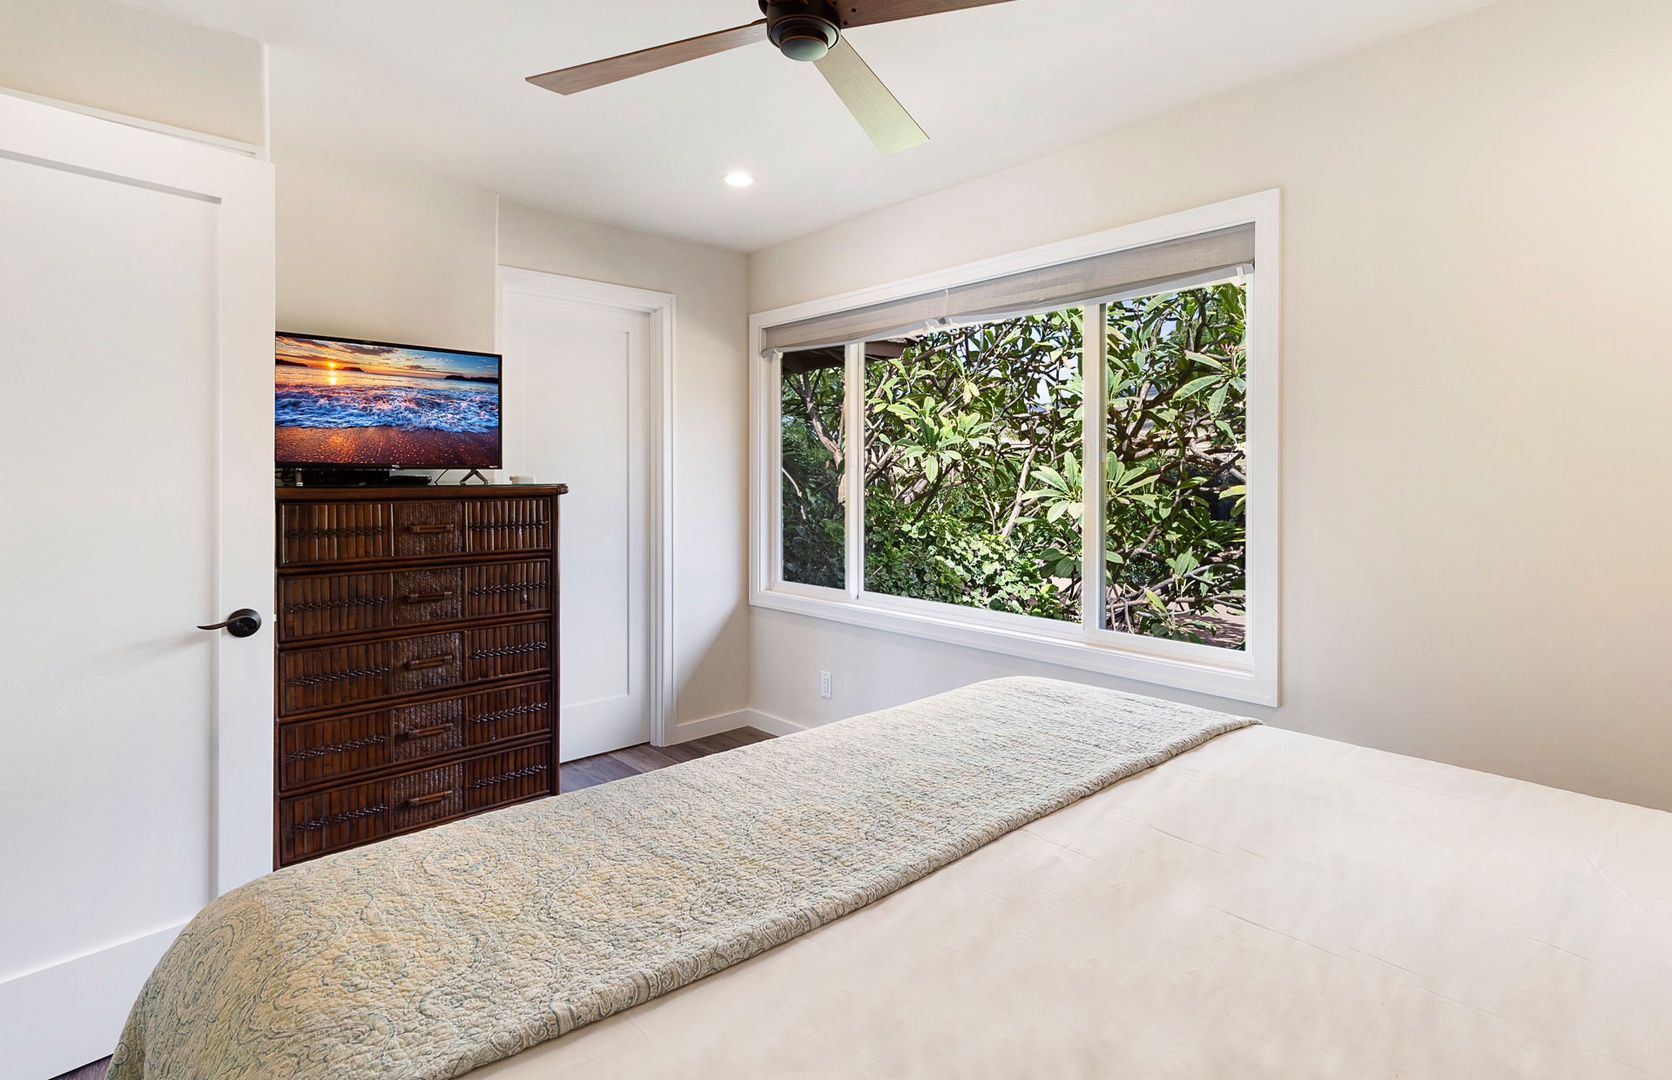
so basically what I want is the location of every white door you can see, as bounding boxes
[500,272,665,762]
[0,96,274,1078]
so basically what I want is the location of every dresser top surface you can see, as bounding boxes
[277,484,567,502]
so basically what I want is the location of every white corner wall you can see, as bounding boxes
[746,0,1672,810]
[498,204,752,730]
[0,0,265,146]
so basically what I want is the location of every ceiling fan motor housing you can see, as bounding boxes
[760,0,842,61]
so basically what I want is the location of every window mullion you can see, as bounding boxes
[844,341,865,600]
[1081,305,1107,636]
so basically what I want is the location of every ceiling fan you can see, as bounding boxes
[527,0,1018,155]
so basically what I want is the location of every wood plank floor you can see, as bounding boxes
[559,727,776,792]
[50,727,776,1080]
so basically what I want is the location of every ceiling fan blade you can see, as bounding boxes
[837,0,1018,30]
[814,39,929,155]
[528,20,769,95]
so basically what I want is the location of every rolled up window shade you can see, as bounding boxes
[761,224,1255,355]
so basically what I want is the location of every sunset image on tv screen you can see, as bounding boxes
[275,335,501,468]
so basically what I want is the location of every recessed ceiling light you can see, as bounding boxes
[724,171,756,189]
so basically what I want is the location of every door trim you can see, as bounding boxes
[496,267,678,747]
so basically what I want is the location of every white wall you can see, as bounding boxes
[499,204,751,728]
[747,0,1672,810]
[275,141,499,352]
[274,149,752,729]
[0,0,264,146]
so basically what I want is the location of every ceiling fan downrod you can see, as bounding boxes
[760,0,842,62]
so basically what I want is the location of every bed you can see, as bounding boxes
[112,678,1672,1079]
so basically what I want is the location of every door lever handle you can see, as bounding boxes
[198,608,263,638]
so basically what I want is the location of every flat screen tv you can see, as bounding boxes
[275,332,502,470]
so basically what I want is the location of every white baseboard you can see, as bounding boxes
[665,708,811,744]
[744,710,812,738]
[0,922,184,1078]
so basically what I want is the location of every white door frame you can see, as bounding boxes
[0,92,274,1075]
[496,267,678,747]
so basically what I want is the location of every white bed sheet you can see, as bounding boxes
[479,725,1672,1079]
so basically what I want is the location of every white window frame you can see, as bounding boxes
[750,191,1280,706]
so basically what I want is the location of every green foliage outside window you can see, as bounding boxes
[863,311,1084,623]
[778,282,1247,648]
[780,358,845,589]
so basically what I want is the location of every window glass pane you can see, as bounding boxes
[1104,283,1247,648]
[863,311,1083,622]
[780,348,846,589]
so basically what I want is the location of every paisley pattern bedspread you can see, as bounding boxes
[109,676,1255,1080]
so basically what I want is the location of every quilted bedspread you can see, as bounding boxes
[109,676,1255,1079]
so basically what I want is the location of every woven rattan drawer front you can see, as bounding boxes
[390,763,465,831]
[390,567,465,626]
[278,746,552,863]
[279,502,393,566]
[465,621,550,682]
[278,571,393,641]
[391,696,466,763]
[279,779,390,864]
[462,682,552,747]
[390,632,464,695]
[394,500,464,557]
[279,641,392,717]
[279,566,470,643]
[278,710,390,791]
[464,560,551,620]
[277,682,552,793]
[466,745,553,812]
[466,496,551,553]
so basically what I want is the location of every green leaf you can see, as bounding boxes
[1208,383,1229,417]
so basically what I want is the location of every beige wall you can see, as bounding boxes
[747,0,1672,810]
[274,146,752,727]
[275,142,499,352]
[0,0,264,145]
[499,204,751,727]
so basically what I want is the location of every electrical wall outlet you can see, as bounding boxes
[819,671,833,699]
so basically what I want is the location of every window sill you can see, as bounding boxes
[750,586,1276,707]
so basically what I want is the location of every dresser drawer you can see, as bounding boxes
[465,621,550,682]
[277,561,553,643]
[277,640,392,716]
[278,743,554,864]
[394,499,464,557]
[277,631,461,716]
[466,496,552,553]
[279,501,393,566]
[277,681,553,792]
[465,560,552,620]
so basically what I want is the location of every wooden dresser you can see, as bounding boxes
[273,484,566,867]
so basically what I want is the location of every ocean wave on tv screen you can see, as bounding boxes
[276,374,497,434]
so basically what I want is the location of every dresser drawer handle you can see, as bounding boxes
[401,591,454,604]
[403,790,454,808]
[400,724,452,740]
[405,523,454,535]
[403,656,450,671]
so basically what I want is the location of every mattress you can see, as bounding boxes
[479,723,1672,1079]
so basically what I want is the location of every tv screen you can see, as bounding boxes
[275,333,502,469]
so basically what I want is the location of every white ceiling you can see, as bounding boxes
[125,0,1497,252]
